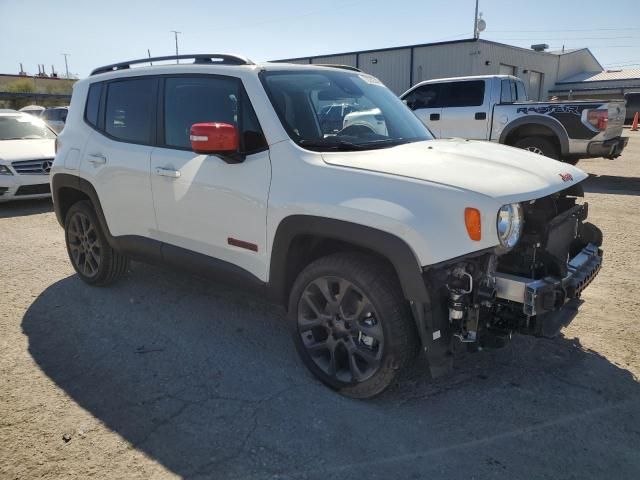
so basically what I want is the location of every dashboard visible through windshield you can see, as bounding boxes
[260,69,433,151]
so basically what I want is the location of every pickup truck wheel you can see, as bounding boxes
[64,200,129,286]
[288,252,418,398]
[513,136,560,160]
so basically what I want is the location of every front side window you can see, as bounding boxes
[105,78,155,143]
[442,81,485,107]
[403,83,442,110]
[164,76,266,153]
[0,115,56,140]
[261,70,432,151]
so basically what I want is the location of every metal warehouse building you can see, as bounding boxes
[550,69,640,100]
[274,38,604,101]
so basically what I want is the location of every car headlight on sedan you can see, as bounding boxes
[497,203,523,248]
[0,165,13,175]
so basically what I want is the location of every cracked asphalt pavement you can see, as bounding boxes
[1,131,640,479]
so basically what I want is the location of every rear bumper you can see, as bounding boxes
[587,136,628,159]
[494,243,602,317]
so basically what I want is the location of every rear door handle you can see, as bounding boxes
[87,154,106,164]
[475,112,487,120]
[430,113,440,121]
[155,167,181,178]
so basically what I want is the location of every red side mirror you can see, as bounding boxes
[190,123,239,154]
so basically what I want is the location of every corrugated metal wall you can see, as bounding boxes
[357,49,412,94]
[413,43,476,83]
[310,54,357,67]
[273,40,603,100]
[556,50,601,81]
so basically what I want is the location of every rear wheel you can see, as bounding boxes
[64,200,129,286]
[514,136,560,160]
[288,252,418,398]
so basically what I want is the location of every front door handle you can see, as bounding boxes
[475,112,487,120]
[87,153,106,165]
[430,113,440,121]
[155,167,181,178]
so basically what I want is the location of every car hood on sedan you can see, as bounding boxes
[321,139,587,204]
[0,139,56,162]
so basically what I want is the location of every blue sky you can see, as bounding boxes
[1,0,638,78]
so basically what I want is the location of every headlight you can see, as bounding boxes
[497,203,523,248]
[0,165,13,176]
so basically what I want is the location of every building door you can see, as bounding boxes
[529,71,543,100]
[499,64,516,76]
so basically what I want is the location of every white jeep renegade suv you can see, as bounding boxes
[52,54,603,398]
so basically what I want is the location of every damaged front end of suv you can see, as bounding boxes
[415,183,603,376]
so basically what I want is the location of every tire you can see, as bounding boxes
[288,252,418,398]
[64,200,129,286]
[513,136,560,160]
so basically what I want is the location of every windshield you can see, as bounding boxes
[261,69,433,151]
[0,115,56,140]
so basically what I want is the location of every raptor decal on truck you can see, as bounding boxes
[516,104,600,116]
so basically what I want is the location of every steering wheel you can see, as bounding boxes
[338,124,377,138]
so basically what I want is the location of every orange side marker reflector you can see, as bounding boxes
[464,208,482,241]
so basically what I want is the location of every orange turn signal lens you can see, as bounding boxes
[464,208,482,241]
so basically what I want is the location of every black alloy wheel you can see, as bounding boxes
[64,200,129,286]
[67,210,101,279]
[289,253,418,398]
[298,276,384,383]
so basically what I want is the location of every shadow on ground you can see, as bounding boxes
[22,263,640,480]
[0,198,53,218]
[583,174,640,196]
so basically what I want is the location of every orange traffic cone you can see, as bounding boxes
[632,112,639,131]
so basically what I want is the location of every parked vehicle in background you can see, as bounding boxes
[624,92,640,124]
[19,105,46,117]
[400,75,627,164]
[318,103,358,134]
[42,106,69,133]
[0,112,56,202]
[52,55,603,398]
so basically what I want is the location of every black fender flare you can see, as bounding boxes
[499,115,570,156]
[52,173,112,237]
[52,173,161,263]
[268,215,430,305]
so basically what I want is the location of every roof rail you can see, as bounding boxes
[90,54,254,76]
[313,64,362,72]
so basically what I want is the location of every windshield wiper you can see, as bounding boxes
[299,138,410,152]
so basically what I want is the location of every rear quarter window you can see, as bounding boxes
[85,83,103,127]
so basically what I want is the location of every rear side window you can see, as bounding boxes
[403,83,443,110]
[163,76,266,153]
[441,81,485,107]
[85,83,102,127]
[105,78,155,144]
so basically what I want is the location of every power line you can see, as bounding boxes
[488,27,638,33]
[488,36,639,41]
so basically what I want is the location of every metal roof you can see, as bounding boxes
[558,69,640,84]
[273,38,583,63]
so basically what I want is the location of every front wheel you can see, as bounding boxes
[288,253,418,398]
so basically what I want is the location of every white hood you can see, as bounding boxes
[0,139,55,162]
[322,139,587,204]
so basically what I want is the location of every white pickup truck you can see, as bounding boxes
[396,75,628,164]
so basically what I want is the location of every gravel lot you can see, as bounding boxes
[1,131,639,479]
